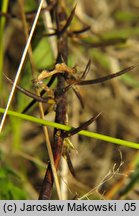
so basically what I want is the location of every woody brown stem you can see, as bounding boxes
[38,2,70,200]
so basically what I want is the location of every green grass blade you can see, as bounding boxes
[0,0,9,91]
[0,107,139,149]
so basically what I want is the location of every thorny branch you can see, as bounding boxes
[38,2,70,200]
[36,3,138,199]
[38,2,98,200]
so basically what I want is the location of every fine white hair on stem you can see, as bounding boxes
[0,0,44,133]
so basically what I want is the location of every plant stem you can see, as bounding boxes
[0,0,9,91]
[39,2,68,199]
[0,108,139,150]
[18,0,62,200]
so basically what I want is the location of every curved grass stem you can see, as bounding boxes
[0,107,139,150]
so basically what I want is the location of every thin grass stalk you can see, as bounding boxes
[0,0,9,91]
[0,108,139,150]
